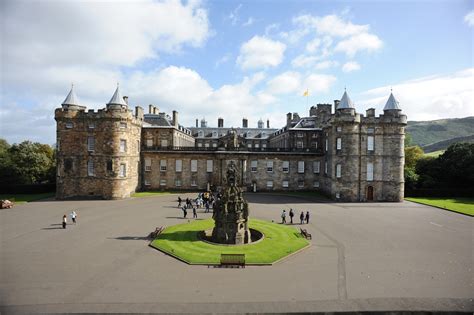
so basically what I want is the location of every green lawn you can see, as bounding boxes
[0,193,55,203]
[424,150,444,157]
[405,197,474,216]
[150,218,309,265]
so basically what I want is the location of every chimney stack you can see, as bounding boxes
[149,104,153,114]
[195,119,199,127]
[153,107,157,114]
[366,108,375,117]
[172,110,178,128]
[266,119,270,128]
[218,117,224,128]
[242,118,248,128]
[286,112,292,127]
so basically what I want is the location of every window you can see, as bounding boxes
[255,143,260,148]
[160,179,167,186]
[266,161,273,172]
[65,122,73,129]
[336,192,340,199]
[87,160,94,176]
[311,142,318,149]
[175,179,182,187]
[197,142,202,147]
[206,160,213,172]
[191,178,197,187]
[87,136,95,152]
[137,140,140,152]
[368,136,374,151]
[325,139,328,151]
[367,162,374,181]
[297,133,304,138]
[250,160,257,172]
[313,181,320,188]
[266,181,273,188]
[367,127,375,134]
[282,161,289,173]
[212,131,217,138]
[198,131,203,137]
[120,122,127,129]
[298,161,305,173]
[146,139,153,147]
[107,160,113,172]
[262,143,267,148]
[119,164,126,177]
[336,138,342,150]
[325,161,328,174]
[298,180,304,188]
[297,141,303,149]
[337,126,342,132]
[175,160,182,172]
[144,179,151,186]
[282,180,289,188]
[145,158,151,171]
[191,160,197,172]
[88,123,95,129]
[313,161,320,174]
[65,159,73,172]
[205,142,210,148]
[247,143,252,148]
[120,139,127,153]
[160,160,167,171]
[161,139,168,147]
[336,164,341,178]
[212,142,217,148]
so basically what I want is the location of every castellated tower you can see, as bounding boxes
[55,85,144,199]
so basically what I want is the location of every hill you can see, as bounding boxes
[406,117,474,152]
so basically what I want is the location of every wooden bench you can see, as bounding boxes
[300,228,312,240]
[220,253,245,268]
[149,226,164,239]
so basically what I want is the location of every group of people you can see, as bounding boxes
[281,209,310,224]
[62,210,77,229]
[178,192,216,219]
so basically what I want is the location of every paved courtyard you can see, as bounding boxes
[0,193,472,313]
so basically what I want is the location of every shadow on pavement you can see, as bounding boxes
[109,236,150,241]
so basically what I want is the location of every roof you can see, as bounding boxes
[62,85,80,106]
[338,91,354,109]
[384,92,401,110]
[107,84,127,106]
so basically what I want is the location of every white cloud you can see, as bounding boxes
[335,33,383,57]
[266,72,302,94]
[305,38,321,53]
[265,23,280,36]
[303,74,337,94]
[243,17,255,27]
[228,3,242,25]
[360,68,474,121]
[293,14,369,38]
[236,36,286,70]
[464,10,474,26]
[315,60,339,70]
[215,54,232,68]
[291,55,321,68]
[342,61,361,72]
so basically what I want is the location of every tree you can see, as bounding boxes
[437,142,474,187]
[405,146,424,169]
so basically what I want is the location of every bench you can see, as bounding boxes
[149,226,164,239]
[220,253,245,268]
[300,228,312,240]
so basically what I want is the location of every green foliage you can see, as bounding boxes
[0,193,55,203]
[405,146,424,169]
[405,197,474,216]
[406,116,474,148]
[404,132,413,147]
[0,139,56,185]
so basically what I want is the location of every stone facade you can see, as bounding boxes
[55,87,406,202]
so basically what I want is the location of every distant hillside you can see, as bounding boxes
[406,116,474,152]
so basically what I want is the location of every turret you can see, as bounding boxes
[257,118,264,129]
[107,84,127,111]
[61,84,86,111]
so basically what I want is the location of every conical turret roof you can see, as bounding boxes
[107,84,127,106]
[338,90,354,109]
[62,84,80,106]
[383,92,401,110]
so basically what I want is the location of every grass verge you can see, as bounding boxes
[405,197,474,216]
[0,193,55,203]
[150,218,309,265]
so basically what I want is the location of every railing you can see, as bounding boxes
[141,145,323,154]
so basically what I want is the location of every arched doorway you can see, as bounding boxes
[367,186,374,201]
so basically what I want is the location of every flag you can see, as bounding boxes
[303,89,309,97]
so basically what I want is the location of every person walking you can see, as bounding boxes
[178,196,182,207]
[193,207,197,219]
[305,211,310,224]
[182,206,187,218]
[300,211,305,224]
[289,209,294,224]
[62,214,67,229]
[281,210,286,224]
[70,210,77,224]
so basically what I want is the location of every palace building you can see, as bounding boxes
[55,85,407,202]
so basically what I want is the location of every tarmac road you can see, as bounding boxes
[0,193,472,313]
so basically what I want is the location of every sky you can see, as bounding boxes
[1,0,473,145]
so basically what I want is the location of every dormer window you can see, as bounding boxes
[198,131,204,137]
[65,122,73,129]
[212,131,218,138]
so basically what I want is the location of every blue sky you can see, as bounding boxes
[1,0,473,145]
